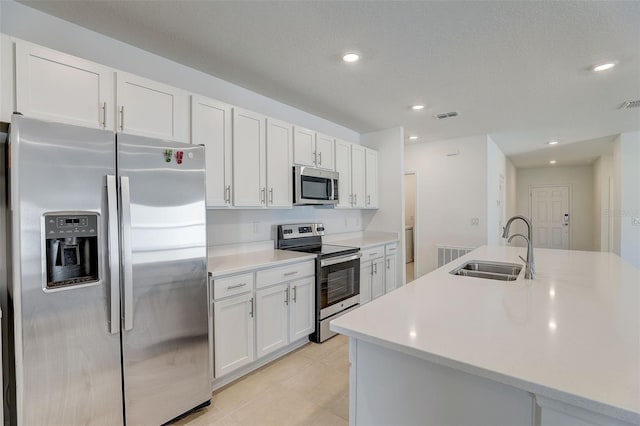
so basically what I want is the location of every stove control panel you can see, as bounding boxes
[278,223,325,240]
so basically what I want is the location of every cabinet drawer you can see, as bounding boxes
[256,261,315,289]
[385,242,398,255]
[213,273,254,300]
[361,246,384,260]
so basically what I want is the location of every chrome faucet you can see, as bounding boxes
[502,215,535,279]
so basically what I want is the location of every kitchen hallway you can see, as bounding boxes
[176,335,350,426]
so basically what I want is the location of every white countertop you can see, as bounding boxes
[328,232,398,249]
[208,249,316,277]
[331,245,640,423]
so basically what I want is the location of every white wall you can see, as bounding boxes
[0,1,359,142]
[593,154,613,251]
[505,157,517,219]
[361,127,405,284]
[612,132,640,268]
[515,165,595,251]
[405,135,489,275]
[487,137,508,246]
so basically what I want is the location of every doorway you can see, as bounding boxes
[404,172,417,282]
[529,185,570,249]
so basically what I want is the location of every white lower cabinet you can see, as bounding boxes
[256,283,289,358]
[289,277,315,341]
[256,276,315,359]
[360,246,386,305]
[385,242,399,292]
[213,260,315,381]
[213,292,255,378]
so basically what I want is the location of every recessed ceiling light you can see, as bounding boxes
[411,104,425,111]
[547,141,558,146]
[409,135,418,140]
[593,62,616,72]
[549,160,557,165]
[342,52,360,63]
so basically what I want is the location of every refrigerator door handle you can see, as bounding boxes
[107,175,121,334]
[121,176,134,331]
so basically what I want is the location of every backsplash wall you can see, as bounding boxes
[207,207,364,246]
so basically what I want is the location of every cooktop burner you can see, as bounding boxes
[276,223,359,259]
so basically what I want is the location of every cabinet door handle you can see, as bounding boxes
[292,286,297,303]
[354,194,357,205]
[101,102,107,128]
[269,188,273,204]
[284,271,298,277]
[313,151,317,165]
[374,263,377,274]
[227,283,247,290]
[371,263,374,276]
[318,151,322,165]
[225,185,231,203]
[119,106,125,131]
[249,297,254,318]
[284,288,289,305]
[369,252,379,257]
[349,194,353,206]
[367,195,371,206]
[387,259,390,269]
[261,187,266,204]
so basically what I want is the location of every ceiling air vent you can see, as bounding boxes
[619,100,640,109]
[434,111,459,120]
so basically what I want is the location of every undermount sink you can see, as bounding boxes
[450,261,522,281]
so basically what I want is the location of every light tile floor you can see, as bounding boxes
[176,335,349,426]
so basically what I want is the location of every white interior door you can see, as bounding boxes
[530,186,570,249]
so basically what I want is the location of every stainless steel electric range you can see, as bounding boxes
[277,223,361,342]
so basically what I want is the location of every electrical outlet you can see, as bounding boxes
[470,217,479,226]
[632,217,640,226]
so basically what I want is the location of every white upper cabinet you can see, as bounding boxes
[315,133,335,170]
[191,95,232,207]
[116,71,189,143]
[334,139,352,208]
[365,148,379,209]
[232,108,266,207]
[293,126,316,167]
[15,41,114,129]
[293,127,335,170]
[351,145,366,208]
[266,119,293,208]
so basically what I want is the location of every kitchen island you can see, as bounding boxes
[330,246,640,426]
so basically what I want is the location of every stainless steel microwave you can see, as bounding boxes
[293,165,339,205]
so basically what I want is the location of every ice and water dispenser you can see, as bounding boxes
[44,213,99,289]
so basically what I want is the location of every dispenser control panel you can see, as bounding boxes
[46,214,97,238]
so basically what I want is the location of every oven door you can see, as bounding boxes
[319,253,360,320]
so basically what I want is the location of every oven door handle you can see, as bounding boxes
[320,252,361,267]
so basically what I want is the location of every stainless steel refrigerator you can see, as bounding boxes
[6,115,210,425]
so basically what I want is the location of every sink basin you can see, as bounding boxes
[450,261,522,281]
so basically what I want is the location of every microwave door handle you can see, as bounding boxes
[328,179,334,200]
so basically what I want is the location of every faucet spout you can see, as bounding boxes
[502,215,535,279]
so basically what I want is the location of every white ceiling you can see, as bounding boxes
[19,1,640,166]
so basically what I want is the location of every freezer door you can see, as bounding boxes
[9,116,122,425]
[117,134,210,425]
